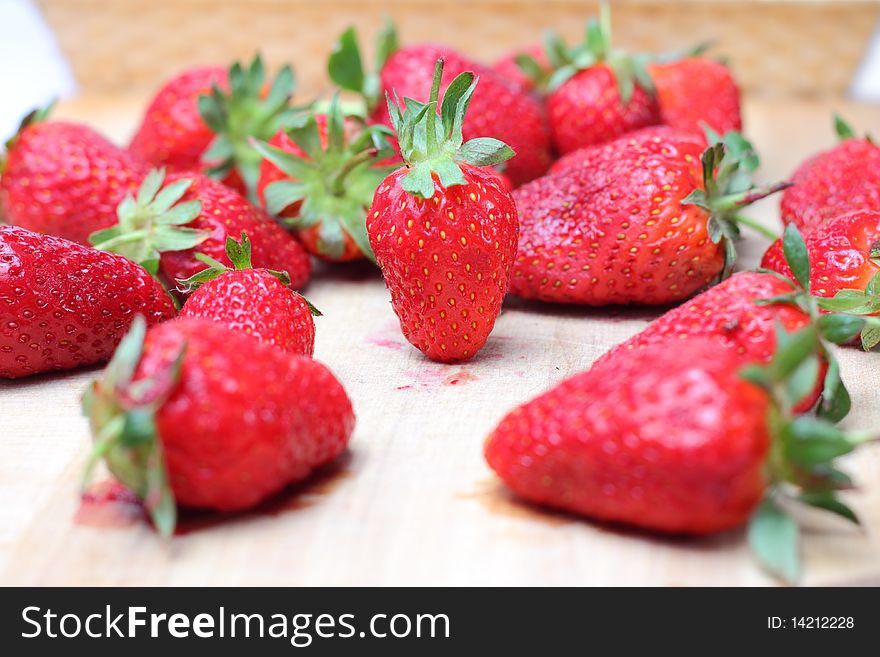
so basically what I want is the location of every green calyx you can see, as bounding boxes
[833,113,873,144]
[327,18,399,114]
[759,223,880,352]
[752,224,869,423]
[386,58,515,199]
[174,232,321,315]
[198,54,305,201]
[251,96,396,261]
[682,130,790,279]
[81,316,181,538]
[739,323,874,584]
[525,3,654,101]
[89,168,208,277]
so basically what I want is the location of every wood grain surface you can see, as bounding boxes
[1,98,879,586]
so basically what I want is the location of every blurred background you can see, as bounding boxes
[1,0,879,141]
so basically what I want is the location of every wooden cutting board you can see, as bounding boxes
[1,98,879,586]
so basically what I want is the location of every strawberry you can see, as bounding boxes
[764,211,880,303]
[511,128,784,305]
[648,57,742,137]
[485,329,870,583]
[597,270,842,418]
[492,43,551,94]
[328,22,551,187]
[781,116,880,231]
[253,99,394,261]
[129,56,300,199]
[129,66,227,176]
[82,316,354,534]
[366,59,518,363]
[0,108,147,245]
[89,168,311,291]
[537,6,660,154]
[763,220,880,351]
[178,233,318,356]
[0,226,175,378]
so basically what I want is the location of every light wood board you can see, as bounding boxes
[1,98,879,586]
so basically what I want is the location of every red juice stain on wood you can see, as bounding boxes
[74,480,145,528]
[444,370,478,386]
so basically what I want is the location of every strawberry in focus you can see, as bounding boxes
[178,233,318,356]
[254,98,395,261]
[0,226,175,378]
[485,330,870,583]
[0,108,147,245]
[328,22,551,187]
[89,169,311,291]
[366,59,519,363]
[780,116,880,232]
[511,128,784,305]
[82,317,355,534]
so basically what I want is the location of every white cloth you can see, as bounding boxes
[852,26,880,101]
[0,0,76,141]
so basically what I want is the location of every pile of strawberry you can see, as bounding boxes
[1,5,878,583]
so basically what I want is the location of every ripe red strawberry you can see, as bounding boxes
[89,168,311,291]
[366,60,518,363]
[328,23,551,187]
[596,270,841,418]
[548,124,701,174]
[511,128,783,305]
[763,211,880,302]
[129,56,299,199]
[178,233,318,356]
[0,109,147,245]
[0,226,175,378]
[485,331,868,583]
[540,7,660,154]
[781,117,880,231]
[492,43,551,94]
[129,66,227,175]
[254,99,394,261]
[648,57,742,137]
[82,316,354,534]
[762,219,880,351]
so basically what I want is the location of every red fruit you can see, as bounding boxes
[780,120,880,231]
[549,125,698,174]
[179,233,316,356]
[548,64,660,154]
[492,43,550,93]
[1,112,147,245]
[648,57,742,137]
[511,128,779,305]
[328,26,551,187]
[485,328,863,585]
[596,270,828,414]
[129,66,227,175]
[600,271,813,367]
[537,9,659,154]
[83,317,354,533]
[254,102,392,262]
[128,56,299,199]
[486,339,770,534]
[367,60,519,362]
[0,226,175,378]
[763,210,880,301]
[90,169,311,291]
